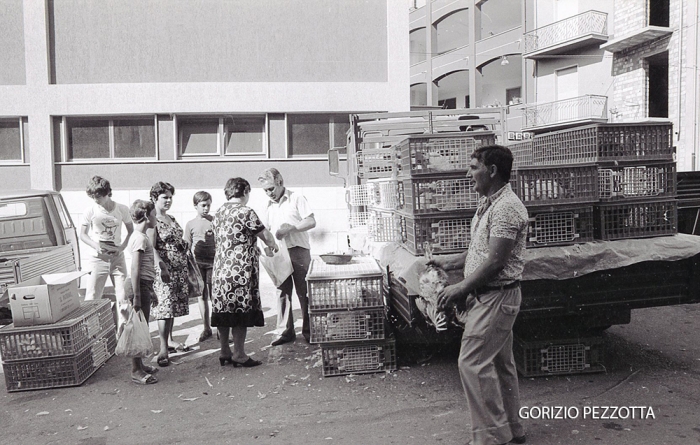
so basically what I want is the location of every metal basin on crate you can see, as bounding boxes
[319,253,354,265]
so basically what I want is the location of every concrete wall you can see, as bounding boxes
[0,0,25,85]
[0,0,410,254]
[49,0,388,84]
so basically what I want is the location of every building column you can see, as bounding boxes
[23,0,54,190]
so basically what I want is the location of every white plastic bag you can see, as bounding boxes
[115,309,153,358]
[259,238,293,287]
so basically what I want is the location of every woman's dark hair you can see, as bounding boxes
[471,145,514,182]
[130,199,155,224]
[86,176,112,199]
[150,181,175,202]
[224,177,251,200]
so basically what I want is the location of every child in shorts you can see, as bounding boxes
[127,199,166,384]
[184,191,215,342]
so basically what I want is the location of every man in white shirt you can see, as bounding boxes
[258,168,316,346]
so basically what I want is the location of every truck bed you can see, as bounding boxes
[0,244,77,305]
[377,235,700,326]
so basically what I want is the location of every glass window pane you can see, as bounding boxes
[224,116,264,154]
[0,120,22,161]
[180,119,219,155]
[114,118,156,158]
[288,114,330,156]
[68,119,109,159]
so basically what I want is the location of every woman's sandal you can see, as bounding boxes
[132,374,158,385]
[167,343,192,353]
[157,356,170,367]
[232,357,262,368]
[142,365,160,374]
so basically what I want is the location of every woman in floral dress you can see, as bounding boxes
[149,181,190,367]
[211,177,278,367]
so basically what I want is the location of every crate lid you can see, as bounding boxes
[308,255,382,279]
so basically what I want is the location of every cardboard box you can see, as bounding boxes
[7,271,87,327]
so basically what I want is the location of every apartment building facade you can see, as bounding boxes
[410,0,700,169]
[0,0,410,257]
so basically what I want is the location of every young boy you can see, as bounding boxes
[80,176,133,331]
[127,199,166,384]
[184,191,215,342]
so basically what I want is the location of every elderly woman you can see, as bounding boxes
[149,181,190,367]
[211,177,278,367]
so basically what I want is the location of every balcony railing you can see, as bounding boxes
[524,10,607,54]
[523,95,608,129]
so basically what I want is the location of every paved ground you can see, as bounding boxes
[1,272,700,444]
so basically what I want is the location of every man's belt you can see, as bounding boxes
[474,281,520,294]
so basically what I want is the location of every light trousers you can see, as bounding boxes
[84,253,128,302]
[459,286,524,445]
[276,247,311,340]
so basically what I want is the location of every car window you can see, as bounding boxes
[0,202,28,219]
[52,195,74,229]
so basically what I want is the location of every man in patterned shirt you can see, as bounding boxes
[434,145,528,445]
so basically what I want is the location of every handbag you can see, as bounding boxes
[115,309,153,358]
[186,253,205,298]
[259,238,293,287]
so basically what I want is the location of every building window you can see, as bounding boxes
[438,98,457,109]
[178,115,266,157]
[65,117,156,160]
[648,52,669,118]
[287,114,350,157]
[506,87,522,105]
[0,118,26,162]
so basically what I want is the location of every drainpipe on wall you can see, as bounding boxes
[677,0,684,144]
[694,0,700,170]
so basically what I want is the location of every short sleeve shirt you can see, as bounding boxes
[185,216,215,267]
[128,231,156,281]
[81,202,131,256]
[463,184,528,285]
[263,189,314,250]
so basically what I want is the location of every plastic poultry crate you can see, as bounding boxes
[526,205,595,248]
[321,339,397,377]
[397,210,475,255]
[513,335,605,377]
[309,308,386,344]
[598,161,676,202]
[396,132,496,176]
[595,199,677,241]
[399,174,480,214]
[3,329,116,392]
[355,148,399,179]
[348,210,370,229]
[531,122,674,165]
[0,300,114,362]
[515,164,599,206]
[307,256,384,311]
[509,140,534,169]
[368,210,402,242]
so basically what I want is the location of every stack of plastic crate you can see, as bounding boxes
[393,132,495,255]
[512,122,676,246]
[0,299,116,392]
[307,256,396,377]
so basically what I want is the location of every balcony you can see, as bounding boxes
[600,26,673,53]
[522,95,608,131]
[523,10,608,59]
